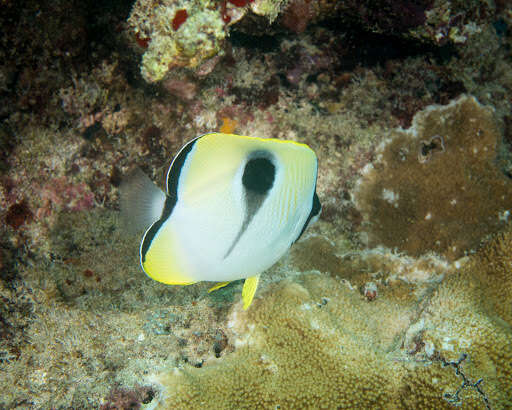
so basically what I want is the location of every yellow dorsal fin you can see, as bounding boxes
[242,275,260,310]
[208,281,231,293]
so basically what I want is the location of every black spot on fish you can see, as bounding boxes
[225,151,275,258]
[242,156,275,193]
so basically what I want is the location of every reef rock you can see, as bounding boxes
[128,0,228,82]
[128,0,496,83]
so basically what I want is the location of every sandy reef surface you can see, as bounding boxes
[1,0,511,408]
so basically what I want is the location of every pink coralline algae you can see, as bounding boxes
[37,177,94,218]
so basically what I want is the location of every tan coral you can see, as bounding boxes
[354,95,512,260]
[468,229,512,324]
[417,242,512,406]
[150,222,512,409]
[152,276,403,409]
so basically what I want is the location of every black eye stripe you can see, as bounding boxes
[242,156,275,193]
[224,151,276,259]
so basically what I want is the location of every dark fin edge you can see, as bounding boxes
[140,135,203,265]
[294,190,321,243]
[166,135,206,196]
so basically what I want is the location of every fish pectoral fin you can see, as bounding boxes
[242,275,260,310]
[208,281,231,293]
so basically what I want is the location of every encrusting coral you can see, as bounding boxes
[148,222,512,409]
[128,0,228,82]
[152,275,403,409]
[408,226,512,407]
[354,95,512,260]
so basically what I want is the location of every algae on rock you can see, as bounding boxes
[128,0,228,82]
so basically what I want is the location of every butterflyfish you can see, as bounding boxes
[121,132,321,309]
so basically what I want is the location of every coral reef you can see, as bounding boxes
[151,225,512,408]
[403,226,512,406]
[154,276,402,408]
[1,0,512,407]
[128,0,228,82]
[128,0,499,83]
[354,95,512,260]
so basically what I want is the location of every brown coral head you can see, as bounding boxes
[354,95,512,260]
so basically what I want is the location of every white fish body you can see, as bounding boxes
[122,132,321,308]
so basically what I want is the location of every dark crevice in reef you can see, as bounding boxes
[320,20,458,70]
[230,31,283,52]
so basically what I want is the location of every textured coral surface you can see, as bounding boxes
[1,0,511,408]
[355,95,512,260]
[153,226,512,408]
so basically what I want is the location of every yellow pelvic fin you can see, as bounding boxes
[208,281,231,293]
[242,275,260,310]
